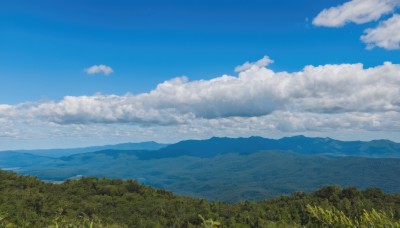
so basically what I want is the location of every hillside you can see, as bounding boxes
[1,136,400,202]
[1,170,400,227]
[0,141,167,158]
[1,150,400,202]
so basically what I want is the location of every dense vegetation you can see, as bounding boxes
[1,170,400,227]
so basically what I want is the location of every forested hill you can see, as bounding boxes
[1,170,400,227]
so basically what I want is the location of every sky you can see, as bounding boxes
[0,0,399,149]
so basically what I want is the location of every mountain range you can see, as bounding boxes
[0,135,399,202]
[127,135,400,159]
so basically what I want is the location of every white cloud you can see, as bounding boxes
[361,14,400,49]
[0,130,19,138]
[31,94,193,125]
[1,57,400,146]
[313,0,399,27]
[0,114,19,138]
[234,56,274,72]
[313,0,400,50]
[4,58,400,124]
[84,64,113,76]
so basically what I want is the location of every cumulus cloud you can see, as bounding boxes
[2,57,400,127]
[84,64,113,76]
[0,115,19,138]
[31,94,193,125]
[235,56,274,72]
[361,14,400,50]
[1,57,400,146]
[313,0,399,27]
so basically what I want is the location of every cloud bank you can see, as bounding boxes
[313,0,400,50]
[1,57,400,145]
[84,64,113,75]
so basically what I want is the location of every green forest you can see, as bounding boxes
[1,170,400,227]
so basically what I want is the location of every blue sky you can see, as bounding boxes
[0,0,400,149]
[1,0,398,103]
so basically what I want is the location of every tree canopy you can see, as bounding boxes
[0,170,399,227]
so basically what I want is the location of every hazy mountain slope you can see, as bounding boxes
[0,141,167,157]
[10,150,400,202]
[0,152,56,170]
[1,136,400,201]
[2,136,399,158]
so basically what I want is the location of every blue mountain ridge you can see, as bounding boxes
[95,135,400,160]
[1,135,399,202]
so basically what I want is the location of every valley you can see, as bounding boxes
[1,136,399,202]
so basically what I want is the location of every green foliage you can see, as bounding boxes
[0,170,400,227]
[307,204,356,226]
[198,214,220,228]
[307,204,400,227]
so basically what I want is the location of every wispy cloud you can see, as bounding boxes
[361,14,400,50]
[313,0,398,27]
[234,56,274,72]
[313,0,400,50]
[84,64,113,76]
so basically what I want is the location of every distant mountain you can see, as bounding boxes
[3,136,398,159]
[3,150,399,202]
[1,136,400,202]
[129,136,400,159]
[0,152,58,170]
[0,141,168,157]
